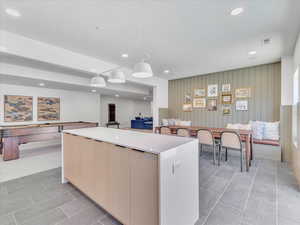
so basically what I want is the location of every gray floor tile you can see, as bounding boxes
[0,214,16,225]
[59,195,97,217]
[57,205,106,225]
[220,181,251,210]
[204,203,242,225]
[14,192,73,223]
[0,193,33,216]
[199,187,220,216]
[278,216,300,225]
[21,208,66,225]
[243,197,276,225]
[1,153,300,225]
[100,215,122,225]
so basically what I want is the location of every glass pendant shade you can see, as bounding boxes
[108,70,126,83]
[90,75,106,87]
[132,62,153,78]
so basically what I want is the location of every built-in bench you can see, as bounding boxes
[252,139,281,161]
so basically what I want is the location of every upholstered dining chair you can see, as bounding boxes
[160,126,172,135]
[220,131,245,172]
[197,129,219,165]
[176,128,190,137]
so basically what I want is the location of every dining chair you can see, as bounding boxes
[220,131,245,172]
[160,126,172,135]
[176,128,190,137]
[197,129,219,165]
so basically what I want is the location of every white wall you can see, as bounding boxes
[0,30,169,128]
[0,84,101,125]
[281,56,294,106]
[100,96,152,128]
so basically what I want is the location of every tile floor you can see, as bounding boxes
[0,151,299,225]
[0,145,61,183]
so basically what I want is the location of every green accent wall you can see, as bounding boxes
[168,62,281,127]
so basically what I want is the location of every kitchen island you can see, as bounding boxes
[62,127,199,225]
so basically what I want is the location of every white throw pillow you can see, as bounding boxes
[226,123,241,129]
[180,121,192,126]
[264,121,280,140]
[162,119,169,126]
[174,119,181,126]
[239,124,252,130]
[250,121,265,140]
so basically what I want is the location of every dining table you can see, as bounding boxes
[155,125,253,171]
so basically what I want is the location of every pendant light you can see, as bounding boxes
[90,74,106,87]
[132,60,153,78]
[108,69,126,83]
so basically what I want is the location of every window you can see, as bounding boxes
[293,67,299,146]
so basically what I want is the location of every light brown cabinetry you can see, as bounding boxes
[63,133,159,225]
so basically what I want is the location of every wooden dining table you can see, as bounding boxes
[155,125,253,171]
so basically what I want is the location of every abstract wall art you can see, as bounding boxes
[38,97,60,121]
[4,95,33,122]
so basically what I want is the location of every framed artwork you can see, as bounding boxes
[207,99,217,111]
[193,98,206,108]
[4,95,33,122]
[183,103,192,112]
[235,88,251,98]
[222,84,231,93]
[236,100,248,111]
[184,94,192,104]
[194,88,206,97]
[222,105,232,116]
[207,84,218,97]
[38,97,60,121]
[222,94,232,104]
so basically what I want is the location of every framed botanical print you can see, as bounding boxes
[183,103,192,112]
[235,88,251,98]
[207,84,218,97]
[194,88,206,97]
[222,84,231,93]
[193,98,206,108]
[207,99,217,111]
[222,94,232,104]
[236,100,248,111]
[222,105,232,115]
[184,94,192,104]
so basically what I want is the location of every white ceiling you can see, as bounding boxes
[1,0,300,80]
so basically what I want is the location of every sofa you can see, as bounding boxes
[131,117,153,130]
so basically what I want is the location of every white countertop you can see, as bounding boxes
[63,127,197,154]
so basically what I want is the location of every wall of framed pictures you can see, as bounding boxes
[168,63,281,127]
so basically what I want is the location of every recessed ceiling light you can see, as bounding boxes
[248,51,257,55]
[5,8,21,17]
[230,8,244,16]
[115,94,120,97]
[164,70,170,74]
[91,89,97,93]
[39,83,45,87]
[121,54,129,58]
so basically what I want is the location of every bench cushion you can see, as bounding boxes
[253,139,280,146]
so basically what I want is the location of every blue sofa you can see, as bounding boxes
[131,117,153,130]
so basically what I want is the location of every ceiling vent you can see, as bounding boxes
[263,38,271,45]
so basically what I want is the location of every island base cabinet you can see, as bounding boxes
[63,133,159,225]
